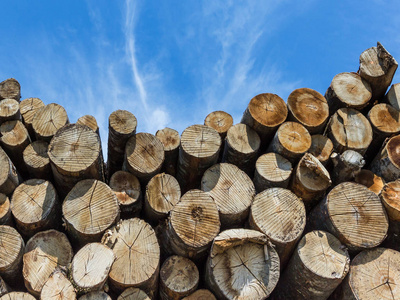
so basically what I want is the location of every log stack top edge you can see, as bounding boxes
[32,103,69,142]
[20,97,44,124]
[0,99,20,121]
[0,78,21,101]
[225,123,260,154]
[109,109,137,136]
[180,125,221,159]
[204,110,233,138]
[77,114,99,133]
[156,127,180,152]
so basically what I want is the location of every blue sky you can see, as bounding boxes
[1,1,399,153]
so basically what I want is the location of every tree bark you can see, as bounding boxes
[0,194,12,226]
[32,103,69,142]
[156,127,180,177]
[330,150,365,185]
[0,98,20,124]
[0,225,24,286]
[354,169,385,195]
[0,146,20,196]
[41,269,77,300]
[370,134,400,182]
[308,134,334,167]
[182,290,216,300]
[386,83,400,110]
[23,140,53,181]
[0,78,20,101]
[118,288,151,300]
[19,97,45,140]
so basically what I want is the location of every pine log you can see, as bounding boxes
[204,111,233,139]
[201,163,255,228]
[354,169,385,195]
[79,292,111,300]
[0,293,35,300]
[107,110,137,178]
[0,78,20,101]
[118,288,150,300]
[249,187,306,268]
[380,179,400,251]
[0,225,24,285]
[77,115,100,135]
[23,140,52,181]
[222,123,260,176]
[0,98,20,124]
[102,218,160,297]
[48,124,105,197]
[124,132,164,184]
[0,194,12,225]
[159,255,199,300]
[182,290,216,300]
[11,179,59,238]
[0,277,9,297]
[156,127,180,176]
[328,107,373,155]
[32,103,69,142]
[0,146,20,196]
[176,125,221,192]
[287,87,329,134]
[386,83,400,110]
[308,134,334,166]
[205,229,280,300]
[109,171,142,217]
[63,179,119,247]
[23,230,73,297]
[271,230,350,300]
[20,97,45,139]
[241,93,287,149]
[267,121,311,163]
[308,182,388,252]
[330,150,365,185]
[41,269,77,300]
[370,134,400,182]
[144,173,181,223]
[359,42,398,101]
[253,152,292,192]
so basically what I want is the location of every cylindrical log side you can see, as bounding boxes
[11,179,59,238]
[19,97,45,140]
[182,290,216,300]
[0,146,20,196]
[370,134,400,182]
[359,42,398,101]
[308,134,334,167]
[287,88,329,134]
[156,127,180,177]
[222,123,260,176]
[176,125,221,192]
[41,269,77,300]
[0,194,12,226]
[308,182,388,252]
[23,230,73,297]
[79,292,111,300]
[159,255,199,300]
[380,180,400,251]
[386,83,400,110]
[249,188,306,268]
[77,115,100,135]
[107,110,137,178]
[0,292,35,300]
[23,140,52,181]
[205,229,280,300]
[118,288,151,300]
[63,179,120,247]
[109,171,142,217]
[144,173,181,223]
[328,107,373,155]
[0,225,24,285]
[0,78,20,101]
[330,150,365,185]
[32,103,69,142]
[354,169,385,195]
[0,99,20,124]
[124,132,165,184]
[271,230,350,300]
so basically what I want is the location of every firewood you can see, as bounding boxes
[249,187,305,268]
[0,293,35,300]
[62,179,119,247]
[109,171,142,217]
[370,134,400,182]
[176,125,221,192]
[267,121,311,163]
[19,97,45,139]
[159,255,199,300]
[41,269,77,300]
[107,110,137,178]
[253,152,292,192]
[32,103,69,142]
[354,169,385,195]
[309,182,388,252]
[359,42,398,101]
[0,194,12,226]
[0,146,20,196]
[0,225,24,285]
[287,87,329,134]
[118,288,150,300]
[156,127,180,176]
[23,230,73,297]
[77,115,100,135]
[205,229,280,300]
[204,111,233,139]
[124,132,164,184]
[0,78,20,101]
[201,163,255,228]
[380,179,400,251]
[0,277,9,297]
[182,290,216,300]
[330,150,365,185]
[386,83,400,110]
[11,179,59,238]
[144,173,181,223]
[0,99,20,124]
[222,123,260,176]
[23,140,52,181]
[271,230,350,300]
[79,292,111,300]
[308,134,333,166]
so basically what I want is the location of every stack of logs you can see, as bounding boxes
[1,42,400,299]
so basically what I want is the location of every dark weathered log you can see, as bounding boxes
[271,230,350,300]
[249,187,306,268]
[308,134,334,166]
[0,78,20,101]
[386,83,400,110]
[32,103,69,142]
[205,229,280,300]
[370,134,400,182]
[354,169,385,195]
[330,150,365,185]
[0,225,24,285]
[156,127,180,176]
[0,98,20,124]
[182,290,216,300]
[77,115,100,135]
[204,111,233,140]
[201,163,255,228]
[19,97,45,139]
[0,292,35,300]
[118,288,151,300]
[0,146,20,196]
[0,194,11,226]
[79,292,111,300]
[0,277,9,297]
[23,140,52,181]
[41,269,77,300]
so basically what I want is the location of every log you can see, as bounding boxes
[77,115,100,135]
[380,179,400,251]
[0,98,20,124]
[386,83,400,110]
[109,171,142,217]
[63,179,120,247]
[267,121,311,163]
[102,218,160,298]
[11,179,59,238]
[205,229,280,300]
[144,173,181,223]
[0,225,24,285]
[70,242,115,294]
[32,103,69,142]
[290,153,331,209]
[222,123,260,176]
[308,134,334,166]
[354,169,385,195]
[241,93,287,149]
[176,125,221,192]
[359,42,398,101]
[159,255,199,300]
[118,288,150,300]
[0,146,20,196]
[48,124,105,197]
[330,150,365,185]
[325,72,372,114]
[287,87,329,134]
[0,277,9,297]
[0,293,35,300]
[308,182,388,252]
[253,152,292,192]
[156,127,180,176]
[204,111,233,139]
[107,110,137,178]
[370,134,400,182]
[201,163,255,228]
[23,230,73,297]
[41,269,77,300]
[271,230,350,300]
[249,187,306,268]
[182,290,216,300]
[328,107,373,155]
[23,140,52,181]
[0,194,12,225]
[0,78,20,101]
[19,97,45,139]
[79,292,111,300]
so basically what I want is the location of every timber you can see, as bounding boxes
[0,146,20,196]
[0,78,20,101]
[0,225,24,286]
[354,169,385,195]
[182,290,216,300]
[308,134,334,166]
[77,115,100,135]
[330,150,365,185]
[79,292,111,300]
[118,288,151,300]
[32,103,69,142]
[370,134,400,182]
[19,97,45,140]
[0,98,20,124]
[204,110,233,139]
[23,140,52,181]
[156,127,180,176]
[0,194,12,226]
[386,83,400,110]
[380,179,400,251]
[0,293,35,300]
[41,269,77,300]
[0,277,8,297]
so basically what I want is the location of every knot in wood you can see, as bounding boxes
[191,206,203,220]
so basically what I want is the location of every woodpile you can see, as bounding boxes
[2,41,400,299]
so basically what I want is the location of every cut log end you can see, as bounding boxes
[204,111,233,138]
[109,110,137,136]
[308,134,334,166]
[23,140,52,180]
[0,194,11,225]
[79,291,111,300]
[109,171,142,215]
[77,115,99,134]
[381,179,400,222]
[355,169,385,195]
[0,225,24,285]
[0,292,35,300]
[0,98,20,123]
[182,289,216,300]
[156,127,180,152]
[0,78,21,101]
[0,146,20,196]
[41,269,76,300]
[118,288,151,300]
[32,103,69,141]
